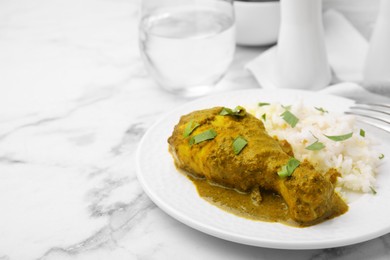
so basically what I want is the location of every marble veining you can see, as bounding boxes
[0,0,389,259]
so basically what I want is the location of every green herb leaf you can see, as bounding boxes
[258,102,270,107]
[278,158,300,178]
[232,136,248,155]
[305,141,325,151]
[280,110,299,128]
[324,132,353,141]
[183,119,200,138]
[315,107,328,113]
[189,129,217,145]
[379,153,385,160]
[360,129,365,137]
[277,165,289,178]
[370,186,377,195]
[219,107,233,116]
[261,113,266,121]
[219,106,246,117]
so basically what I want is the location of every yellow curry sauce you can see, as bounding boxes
[186,173,347,228]
[187,174,296,226]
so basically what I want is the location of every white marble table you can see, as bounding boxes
[1,0,389,259]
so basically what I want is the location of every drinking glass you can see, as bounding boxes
[139,0,236,97]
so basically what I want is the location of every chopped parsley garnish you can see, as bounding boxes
[306,131,326,151]
[261,113,266,121]
[379,154,385,160]
[360,129,365,137]
[305,141,325,151]
[189,129,217,145]
[232,136,248,155]
[258,102,270,107]
[280,110,299,128]
[370,186,377,195]
[278,158,300,178]
[324,132,353,141]
[315,107,328,113]
[183,119,200,138]
[219,106,246,117]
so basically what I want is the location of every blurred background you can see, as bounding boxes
[0,0,381,117]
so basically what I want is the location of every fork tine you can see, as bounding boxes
[347,102,390,133]
[345,111,390,125]
[349,106,390,117]
[356,102,390,109]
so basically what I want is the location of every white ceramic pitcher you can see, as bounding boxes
[276,0,331,90]
[363,0,390,85]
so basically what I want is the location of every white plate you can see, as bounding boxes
[136,89,390,249]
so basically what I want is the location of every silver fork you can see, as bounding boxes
[345,102,390,133]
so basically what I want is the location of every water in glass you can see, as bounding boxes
[139,4,235,97]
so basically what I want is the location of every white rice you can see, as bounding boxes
[246,101,382,195]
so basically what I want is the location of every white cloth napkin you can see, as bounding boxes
[246,9,390,102]
[320,82,390,103]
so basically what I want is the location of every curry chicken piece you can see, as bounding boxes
[168,107,348,225]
